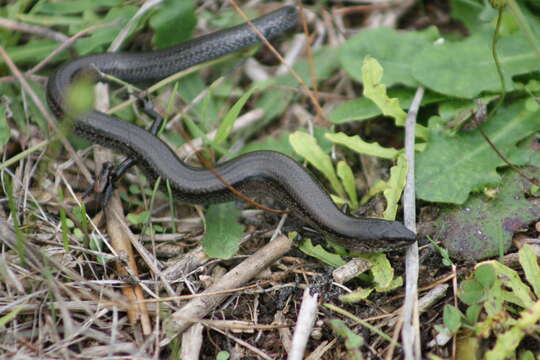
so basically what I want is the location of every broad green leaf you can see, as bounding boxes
[326,132,399,160]
[449,0,495,33]
[341,26,439,87]
[299,238,346,268]
[214,86,257,145]
[475,264,496,289]
[290,131,344,197]
[202,203,243,259]
[459,279,484,305]
[412,32,538,98]
[337,161,358,210]
[383,154,407,220]
[149,0,196,48]
[519,244,540,298]
[416,100,540,204]
[436,169,540,260]
[362,56,407,126]
[443,305,463,334]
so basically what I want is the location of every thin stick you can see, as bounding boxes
[401,87,423,360]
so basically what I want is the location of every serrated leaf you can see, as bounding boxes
[519,244,540,298]
[341,26,438,87]
[412,32,538,98]
[417,100,540,204]
[362,56,407,126]
[325,132,399,160]
[383,154,407,220]
[290,131,344,197]
[202,203,243,259]
[489,260,535,308]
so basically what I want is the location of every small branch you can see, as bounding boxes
[161,234,293,346]
[0,17,68,42]
[401,87,423,360]
[289,287,319,360]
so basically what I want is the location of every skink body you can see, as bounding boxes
[46,6,416,252]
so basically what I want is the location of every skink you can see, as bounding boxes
[46,5,416,252]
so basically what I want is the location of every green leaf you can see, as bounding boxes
[465,304,482,325]
[485,301,540,360]
[325,132,399,160]
[341,26,438,87]
[412,32,539,98]
[361,56,407,126]
[127,210,150,226]
[214,86,257,145]
[475,264,496,289]
[416,100,540,204]
[489,260,535,308]
[216,351,230,360]
[443,305,463,334]
[328,88,446,124]
[360,253,395,291]
[459,279,484,305]
[519,244,540,298]
[38,0,123,14]
[298,238,346,268]
[149,0,196,48]
[202,203,243,259]
[383,154,407,220]
[290,131,344,197]
[449,0,494,33]
[0,103,9,147]
[337,161,358,210]
[330,319,365,349]
[340,287,374,303]
[436,168,540,260]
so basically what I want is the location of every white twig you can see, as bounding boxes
[288,287,319,360]
[401,86,424,360]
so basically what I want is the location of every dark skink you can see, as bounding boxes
[46,5,416,252]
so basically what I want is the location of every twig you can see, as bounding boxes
[289,287,319,360]
[400,87,423,360]
[0,17,68,42]
[161,234,293,346]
